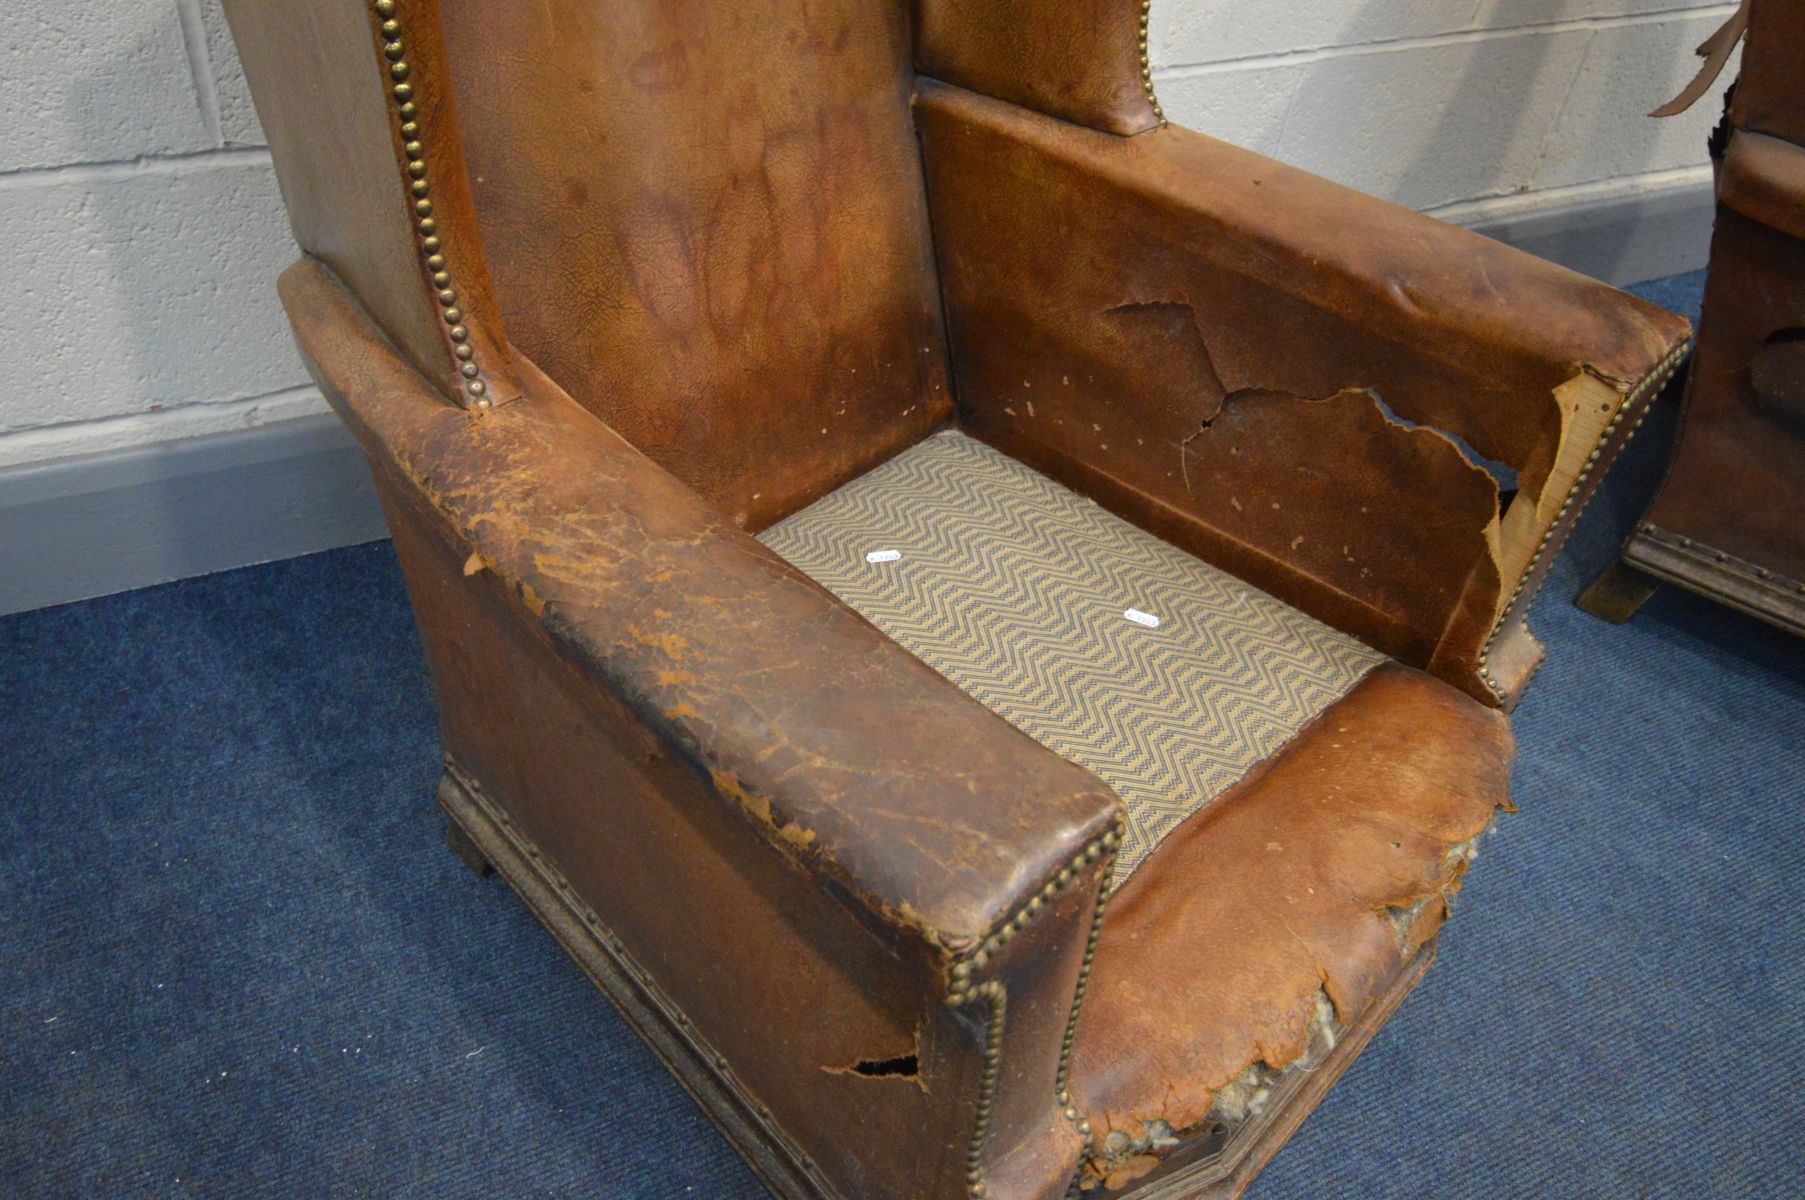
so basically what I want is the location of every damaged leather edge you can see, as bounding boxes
[1474,339,1690,705]
[1076,830,1486,1192]
[915,86,1692,707]
[1078,992,1339,1193]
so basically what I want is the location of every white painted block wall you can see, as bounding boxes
[1151,1,1740,219]
[0,1,1740,475]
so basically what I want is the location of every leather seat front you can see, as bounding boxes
[1066,663,1510,1189]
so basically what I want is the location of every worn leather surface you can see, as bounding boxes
[1066,664,1511,1166]
[387,464,1112,1200]
[438,0,952,530]
[281,258,1119,972]
[382,468,964,1197]
[916,81,1690,706]
[913,0,1160,134]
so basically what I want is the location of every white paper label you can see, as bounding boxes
[865,549,902,564]
[1124,608,1161,629]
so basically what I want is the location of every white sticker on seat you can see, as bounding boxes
[865,550,902,564]
[1124,608,1161,629]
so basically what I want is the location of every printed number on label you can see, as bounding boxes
[1124,608,1161,629]
[865,550,902,564]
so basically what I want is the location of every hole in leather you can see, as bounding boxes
[848,1053,918,1079]
[824,1039,927,1091]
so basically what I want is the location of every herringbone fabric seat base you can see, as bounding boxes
[759,430,1386,885]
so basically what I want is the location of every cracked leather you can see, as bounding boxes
[225,3,1695,1196]
[915,81,1690,706]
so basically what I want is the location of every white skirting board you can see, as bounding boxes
[0,179,1715,617]
[1455,178,1715,289]
[0,412,386,617]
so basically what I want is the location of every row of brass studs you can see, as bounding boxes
[945,821,1123,1199]
[1054,844,1119,1140]
[372,0,490,409]
[1476,340,1690,700]
[945,822,1123,1008]
[1138,1,1168,127]
[960,981,1007,1200]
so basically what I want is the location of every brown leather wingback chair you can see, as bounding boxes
[223,3,1690,1197]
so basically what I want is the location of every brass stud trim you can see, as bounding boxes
[1475,340,1690,702]
[943,820,1122,1007]
[369,0,494,409]
[943,817,1125,1194]
[950,980,1007,1200]
[1138,1,1167,128]
[1054,844,1118,1130]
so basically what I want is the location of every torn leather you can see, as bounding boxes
[1650,0,1749,118]
[915,80,1691,707]
[1065,664,1512,1165]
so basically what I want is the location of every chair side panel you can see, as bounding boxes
[373,466,985,1198]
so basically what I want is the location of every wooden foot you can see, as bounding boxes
[445,814,495,878]
[1576,559,1661,624]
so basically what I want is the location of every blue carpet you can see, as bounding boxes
[4,270,1801,1198]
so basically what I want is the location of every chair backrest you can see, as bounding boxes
[436,0,952,529]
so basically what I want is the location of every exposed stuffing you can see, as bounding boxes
[1209,989,1339,1125]
[1387,831,1485,953]
[1080,821,1499,1190]
[1080,991,1339,1189]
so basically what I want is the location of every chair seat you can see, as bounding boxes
[763,428,1509,1188]
[759,430,1387,884]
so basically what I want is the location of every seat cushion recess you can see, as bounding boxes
[757,429,1386,885]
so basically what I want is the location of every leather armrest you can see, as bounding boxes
[917,82,1691,707]
[278,257,1122,980]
